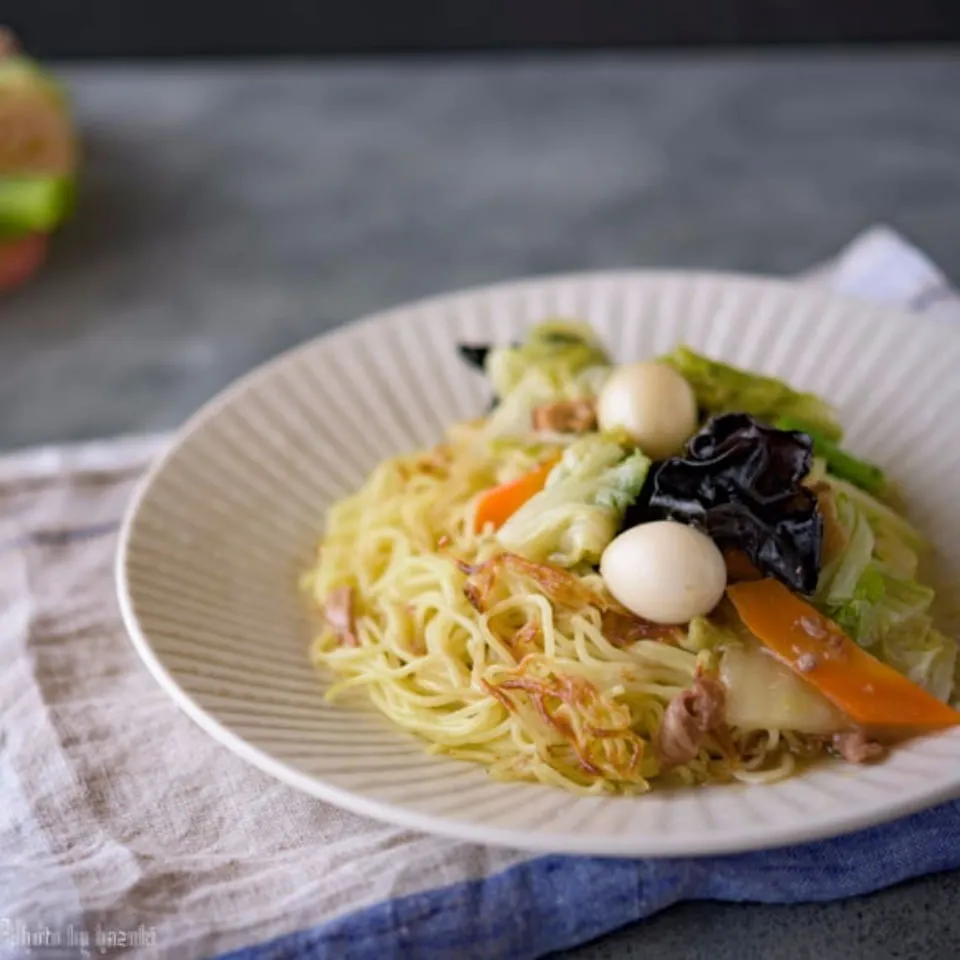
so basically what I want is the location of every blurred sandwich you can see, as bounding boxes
[0,28,77,291]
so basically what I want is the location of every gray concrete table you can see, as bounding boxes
[3,53,959,958]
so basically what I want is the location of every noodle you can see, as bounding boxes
[305,424,821,794]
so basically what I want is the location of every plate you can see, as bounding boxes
[117,270,960,857]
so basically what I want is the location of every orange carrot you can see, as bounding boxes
[726,578,960,730]
[473,457,560,533]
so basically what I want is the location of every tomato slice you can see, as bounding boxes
[0,232,47,291]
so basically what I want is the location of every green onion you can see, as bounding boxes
[775,416,886,494]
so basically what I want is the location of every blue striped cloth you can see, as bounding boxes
[217,226,960,960]
[224,800,960,960]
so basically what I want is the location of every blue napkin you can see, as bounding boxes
[225,798,960,959]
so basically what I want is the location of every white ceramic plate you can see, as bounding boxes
[117,271,960,858]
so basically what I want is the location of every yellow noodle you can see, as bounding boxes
[306,428,802,794]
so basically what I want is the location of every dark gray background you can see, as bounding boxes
[5,1,960,57]
[3,54,959,450]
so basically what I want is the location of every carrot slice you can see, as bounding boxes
[726,578,960,730]
[473,457,559,533]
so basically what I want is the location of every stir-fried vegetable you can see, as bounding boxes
[497,434,649,567]
[882,625,958,706]
[829,475,925,556]
[486,321,609,396]
[775,416,885,494]
[815,488,877,606]
[813,484,956,701]
[681,615,737,654]
[727,579,960,729]
[660,346,843,442]
[720,642,848,735]
[462,321,612,439]
[473,456,560,533]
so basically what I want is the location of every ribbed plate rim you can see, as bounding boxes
[116,268,960,858]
